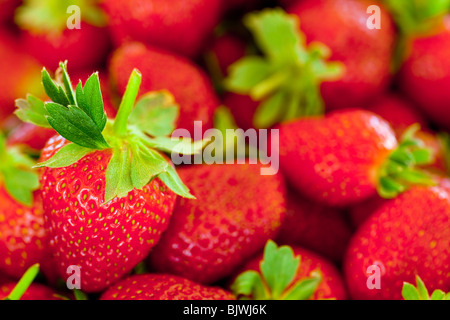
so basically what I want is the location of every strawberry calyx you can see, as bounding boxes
[377,124,436,199]
[437,132,450,175]
[224,8,343,129]
[15,0,107,35]
[231,240,322,300]
[15,61,209,203]
[0,133,39,207]
[402,275,450,300]
[3,264,40,300]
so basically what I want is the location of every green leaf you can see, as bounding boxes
[130,144,168,190]
[143,136,210,156]
[253,90,285,129]
[104,146,133,203]
[415,276,430,300]
[59,62,76,106]
[45,103,109,149]
[5,264,40,301]
[75,72,107,132]
[231,271,268,300]
[282,272,322,300]
[42,68,70,107]
[73,289,88,301]
[402,282,420,300]
[157,162,195,199]
[225,57,272,94]
[430,290,446,300]
[129,91,179,137]
[3,167,39,206]
[14,95,52,128]
[260,240,300,299]
[35,143,93,168]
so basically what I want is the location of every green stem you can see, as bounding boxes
[113,69,142,137]
[251,71,289,101]
[6,263,40,300]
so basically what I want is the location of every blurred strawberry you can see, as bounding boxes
[109,42,219,138]
[102,0,222,58]
[15,0,111,71]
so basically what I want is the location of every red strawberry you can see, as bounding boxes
[7,123,56,152]
[15,0,111,71]
[0,282,64,300]
[288,0,396,110]
[276,190,353,263]
[148,163,286,284]
[344,181,450,300]
[231,241,347,300]
[16,62,204,292]
[100,274,235,300]
[109,42,219,138]
[366,94,427,137]
[0,0,20,25]
[277,109,435,206]
[102,0,222,58]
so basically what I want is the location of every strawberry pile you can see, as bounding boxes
[0,0,449,301]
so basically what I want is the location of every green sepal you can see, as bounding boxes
[4,264,40,300]
[377,124,436,199]
[35,143,93,168]
[129,91,180,137]
[438,132,450,175]
[402,275,450,300]
[0,135,40,206]
[231,240,322,300]
[15,0,107,35]
[104,146,133,203]
[14,94,52,129]
[73,289,88,301]
[225,8,343,129]
[158,163,196,199]
[42,68,71,107]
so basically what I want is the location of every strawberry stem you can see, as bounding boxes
[5,263,40,300]
[113,69,142,138]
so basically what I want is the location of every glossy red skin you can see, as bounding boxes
[39,135,177,292]
[109,42,219,139]
[366,94,427,136]
[399,17,450,130]
[102,0,222,58]
[278,110,398,206]
[223,93,259,130]
[344,183,450,300]
[101,274,235,300]
[348,195,386,229]
[233,246,347,300]
[21,22,111,71]
[0,188,48,279]
[148,163,286,284]
[0,283,65,300]
[288,0,396,110]
[0,31,43,124]
[277,190,353,263]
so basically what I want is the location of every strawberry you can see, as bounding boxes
[0,134,47,279]
[344,180,450,300]
[148,163,286,285]
[277,109,435,206]
[288,0,396,110]
[224,8,343,129]
[15,0,111,71]
[402,276,450,300]
[102,0,222,58]
[109,42,220,138]
[276,189,353,263]
[0,0,20,26]
[366,94,427,137]
[7,122,56,152]
[0,30,43,124]
[100,274,235,300]
[15,62,206,292]
[231,241,347,300]
[383,1,450,130]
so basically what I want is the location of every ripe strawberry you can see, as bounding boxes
[15,0,111,71]
[344,181,450,300]
[276,190,352,263]
[231,241,347,300]
[16,62,205,292]
[383,1,450,130]
[0,134,46,279]
[0,30,43,124]
[288,0,396,110]
[101,274,235,300]
[277,109,435,206]
[102,0,222,58]
[366,94,427,137]
[0,0,19,25]
[109,42,220,138]
[7,122,56,152]
[148,163,286,285]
